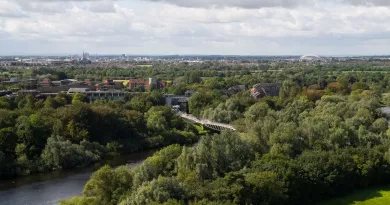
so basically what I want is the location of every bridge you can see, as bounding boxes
[178,112,236,132]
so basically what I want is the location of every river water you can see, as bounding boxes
[0,149,157,205]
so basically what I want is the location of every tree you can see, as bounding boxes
[0,150,5,174]
[41,136,100,169]
[72,93,87,104]
[44,96,57,108]
[146,106,182,131]
[56,71,68,80]
[133,144,182,188]
[191,131,254,180]
[0,110,16,129]
[67,120,89,142]
[149,91,165,106]
[270,122,303,156]
[0,97,14,110]
[149,83,157,92]
[123,177,185,205]
[83,165,133,205]
[352,82,369,91]
[185,71,202,84]
[54,93,69,107]
[188,92,214,116]
[23,95,36,110]
[123,110,145,131]
[60,197,99,205]
[0,127,17,155]
[129,94,153,113]
[245,102,270,122]
[279,80,301,103]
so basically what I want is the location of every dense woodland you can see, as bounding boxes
[0,91,198,178]
[3,61,390,204]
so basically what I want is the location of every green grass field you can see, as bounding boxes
[318,186,390,205]
[341,71,390,73]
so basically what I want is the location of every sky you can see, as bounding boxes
[1,0,390,56]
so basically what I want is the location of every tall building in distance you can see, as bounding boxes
[80,50,91,64]
[84,51,90,59]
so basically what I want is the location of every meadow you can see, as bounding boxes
[318,186,390,205]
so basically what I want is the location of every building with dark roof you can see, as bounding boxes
[250,83,281,100]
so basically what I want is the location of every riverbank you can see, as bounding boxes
[0,149,157,205]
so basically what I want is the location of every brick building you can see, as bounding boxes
[128,77,166,90]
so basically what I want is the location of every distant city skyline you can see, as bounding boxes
[4,53,390,57]
[2,0,390,55]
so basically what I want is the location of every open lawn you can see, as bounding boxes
[317,186,390,205]
[341,71,390,73]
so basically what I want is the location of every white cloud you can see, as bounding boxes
[0,1,28,18]
[142,0,313,9]
[1,0,390,55]
[141,0,390,9]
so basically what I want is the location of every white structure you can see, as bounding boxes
[179,112,236,131]
[67,88,90,94]
[300,55,321,61]
[67,88,130,101]
[149,77,157,86]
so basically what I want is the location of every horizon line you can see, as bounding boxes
[1,54,390,57]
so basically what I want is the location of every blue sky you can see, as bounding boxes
[1,0,390,55]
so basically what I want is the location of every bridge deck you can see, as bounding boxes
[179,113,236,131]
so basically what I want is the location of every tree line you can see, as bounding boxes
[0,91,198,178]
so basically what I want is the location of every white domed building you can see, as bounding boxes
[300,55,321,61]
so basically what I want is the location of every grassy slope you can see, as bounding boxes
[317,186,390,205]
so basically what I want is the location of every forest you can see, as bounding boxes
[0,91,198,178]
[2,61,390,204]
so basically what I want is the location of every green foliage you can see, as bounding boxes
[185,71,202,84]
[60,197,100,205]
[0,97,15,109]
[188,92,215,116]
[10,61,390,205]
[0,90,197,179]
[122,177,185,205]
[72,93,87,104]
[279,80,301,103]
[41,136,101,169]
[177,131,255,180]
[318,186,390,205]
[54,93,69,107]
[146,106,183,131]
[202,98,248,123]
[83,165,133,205]
[0,127,17,155]
[44,96,57,108]
[133,144,182,188]
[352,82,370,91]
[128,93,163,113]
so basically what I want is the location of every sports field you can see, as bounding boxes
[318,186,390,205]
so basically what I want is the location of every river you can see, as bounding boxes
[0,149,157,205]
